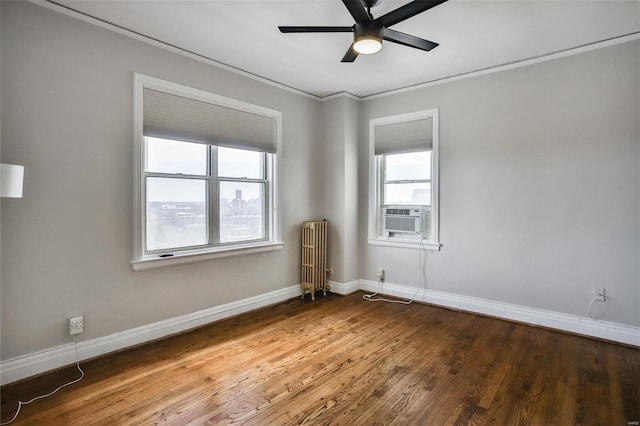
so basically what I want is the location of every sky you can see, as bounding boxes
[145,137,263,202]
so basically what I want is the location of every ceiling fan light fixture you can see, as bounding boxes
[353,37,382,54]
[353,22,383,55]
[279,0,446,62]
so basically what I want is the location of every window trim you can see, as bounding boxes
[368,109,441,251]
[132,73,283,270]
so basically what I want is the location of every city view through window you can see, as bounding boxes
[145,138,266,252]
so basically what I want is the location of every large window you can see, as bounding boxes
[369,110,440,249]
[132,74,282,270]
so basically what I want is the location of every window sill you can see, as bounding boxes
[367,237,441,251]
[131,241,284,271]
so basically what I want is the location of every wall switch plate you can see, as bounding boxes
[69,316,84,335]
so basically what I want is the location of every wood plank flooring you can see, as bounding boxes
[1,292,638,425]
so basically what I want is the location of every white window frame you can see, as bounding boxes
[368,109,441,250]
[132,74,282,271]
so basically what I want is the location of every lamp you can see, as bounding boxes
[353,22,383,55]
[1,163,24,198]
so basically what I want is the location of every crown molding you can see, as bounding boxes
[361,32,640,100]
[28,1,639,103]
[31,0,322,100]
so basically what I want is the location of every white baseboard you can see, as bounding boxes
[0,285,301,385]
[359,279,640,347]
[328,280,360,295]
[3,280,637,385]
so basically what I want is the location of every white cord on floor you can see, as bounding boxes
[1,336,85,425]
[363,278,419,304]
[363,239,428,305]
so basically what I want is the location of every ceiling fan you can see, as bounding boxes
[278,0,448,62]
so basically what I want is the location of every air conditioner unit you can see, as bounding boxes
[383,207,423,235]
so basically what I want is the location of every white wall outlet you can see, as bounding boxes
[377,268,385,281]
[69,316,84,335]
[594,288,606,302]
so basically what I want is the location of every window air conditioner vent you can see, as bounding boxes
[385,208,412,216]
[383,207,422,235]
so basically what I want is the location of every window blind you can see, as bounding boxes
[143,88,276,153]
[374,117,432,155]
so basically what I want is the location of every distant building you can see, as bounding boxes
[231,190,246,215]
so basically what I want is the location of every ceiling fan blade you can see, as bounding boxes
[342,0,371,23]
[341,45,359,62]
[383,28,439,51]
[279,26,354,33]
[377,0,448,27]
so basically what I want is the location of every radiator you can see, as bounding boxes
[301,220,328,300]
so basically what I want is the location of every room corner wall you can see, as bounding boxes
[318,96,360,285]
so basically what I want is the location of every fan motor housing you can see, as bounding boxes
[354,21,383,40]
[363,0,382,8]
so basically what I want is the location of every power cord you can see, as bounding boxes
[587,295,601,321]
[363,278,419,304]
[1,336,85,425]
[363,240,428,305]
[587,289,608,321]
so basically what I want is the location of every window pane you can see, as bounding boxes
[384,182,431,205]
[219,181,264,243]
[146,137,207,175]
[218,147,263,179]
[385,151,431,181]
[146,177,207,251]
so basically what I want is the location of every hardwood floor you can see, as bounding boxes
[1,292,638,425]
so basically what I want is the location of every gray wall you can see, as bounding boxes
[0,1,322,359]
[319,96,359,284]
[1,0,638,364]
[359,41,640,327]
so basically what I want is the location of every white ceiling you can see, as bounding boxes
[49,0,639,98]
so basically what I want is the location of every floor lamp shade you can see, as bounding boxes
[1,164,24,198]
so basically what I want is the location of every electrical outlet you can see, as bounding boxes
[594,288,606,302]
[69,316,84,335]
[377,268,385,281]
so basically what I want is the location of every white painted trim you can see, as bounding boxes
[319,92,361,102]
[0,285,301,385]
[131,242,284,271]
[367,238,441,251]
[30,0,320,100]
[28,1,639,101]
[362,33,640,100]
[3,280,636,385]
[359,279,640,347]
[328,280,361,295]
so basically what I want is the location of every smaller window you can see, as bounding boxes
[369,109,440,250]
